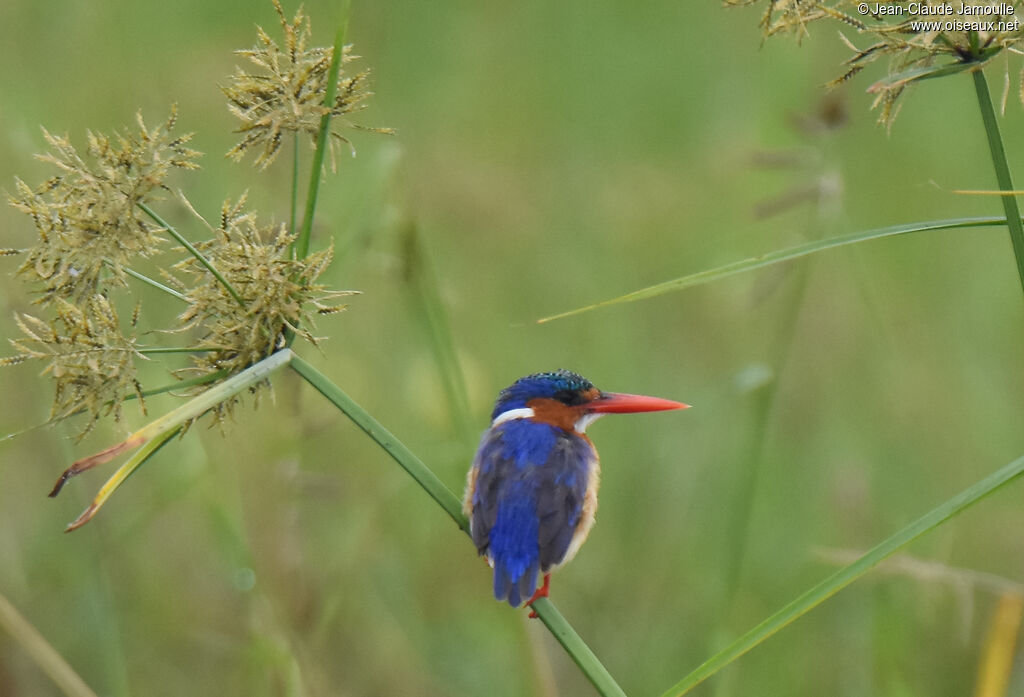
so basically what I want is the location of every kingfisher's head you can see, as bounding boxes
[490,369,688,433]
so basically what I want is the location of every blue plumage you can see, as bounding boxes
[469,419,593,606]
[488,482,540,607]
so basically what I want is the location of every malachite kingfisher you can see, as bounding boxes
[463,370,689,612]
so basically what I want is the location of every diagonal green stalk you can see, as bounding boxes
[293,0,351,263]
[659,452,1024,697]
[137,347,218,354]
[537,216,1017,323]
[138,202,245,308]
[289,353,468,532]
[137,371,229,399]
[971,69,1024,296]
[0,590,99,697]
[530,597,628,697]
[288,354,629,697]
[119,265,187,302]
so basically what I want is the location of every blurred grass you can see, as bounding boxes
[4,1,1024,695]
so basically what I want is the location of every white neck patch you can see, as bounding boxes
[574,412,605,433]
[491,407,535,427]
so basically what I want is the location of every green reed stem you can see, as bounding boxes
[537,216,1017,323]
[129,371,229,401]
[0,590,98,697]
[293,0,350,263]
[138,202,245,308]
[289,353,468,532]
[120,265,187,302]
[972,69,1024,296]
[137,347,218,355]
[530,597,628,697]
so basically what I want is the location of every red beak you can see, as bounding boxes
[588,392,690,414]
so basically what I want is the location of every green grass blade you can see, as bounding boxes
[659,452,1024,697]
[51,351,294,505]
[867,61,977,93]
[972,69,1024,296]
[137,347,218,354]
[401,223,474,442]
[537,216,1012,323]
[530,597,628,697]
[289,354,469,533]
[293,0,351,263]
[0,590,99,697]
[120,265,187,302]
[289,355,630,696]
[138,202,246,308]
[63,427,180,532]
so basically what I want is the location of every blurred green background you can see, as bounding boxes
[3,1,1024,695]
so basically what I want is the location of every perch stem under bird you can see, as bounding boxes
[463,370,688,614]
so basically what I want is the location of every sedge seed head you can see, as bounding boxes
[729,0,1024,125]
[8,107,201,305]
[223,0,393,170]
[171,195,355,422]
[5,295,146,438]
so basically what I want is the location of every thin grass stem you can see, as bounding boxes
[0,372,229,442]
[139,371,228,397]
[0,590,99,697]
[293,0,350,263]
[530,598,628,697]
[537,216,1017,323]
[119,265,187,302]
[971,69,1024,296]
[659,451,1024,697]
[137,347,218,355]
[401,223,474,443]
[138,202,246,308]
[289,353,468,532]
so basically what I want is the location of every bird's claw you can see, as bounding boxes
[524,573,551,618]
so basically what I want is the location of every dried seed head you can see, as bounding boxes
[172,196,355,423]
[730,0,1024,125]
[7,295,146,438]
[223,0,392,169]
[9,107,202,305]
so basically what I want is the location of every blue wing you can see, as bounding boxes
[467,419,593,607]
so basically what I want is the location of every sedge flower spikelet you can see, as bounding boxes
[4,295,146,438]
[172,195,355,421]
[9,107,201,304]
[223,0,392,169]
[728,0,1024,124]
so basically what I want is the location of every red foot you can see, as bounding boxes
[525,574,551,618]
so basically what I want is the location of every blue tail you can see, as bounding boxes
[489,485,540,607]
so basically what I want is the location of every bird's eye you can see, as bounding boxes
[554,389,586,406]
